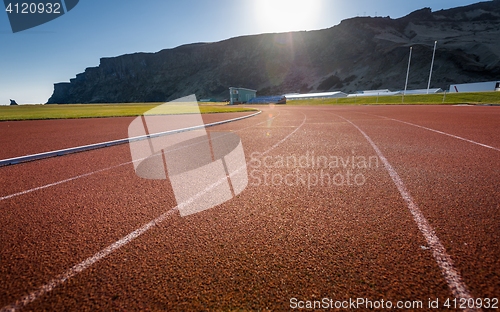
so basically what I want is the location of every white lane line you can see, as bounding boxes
[1,111,304,312]
[0,111,275,202]
[0,162,130,201]
[263,113,306,155]
[0,208,176,312]
[337,115,478,308]
[372,114,500,152]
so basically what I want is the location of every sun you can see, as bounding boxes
[254,0,323,33]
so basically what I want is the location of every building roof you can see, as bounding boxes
[402,88,443,95]
[348,91,400,97]
[347,88,443,97]
[229,87,257,92]
[284,91,347,100]
[355,89,392,94]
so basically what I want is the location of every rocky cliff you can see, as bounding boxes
[47,1,500,103]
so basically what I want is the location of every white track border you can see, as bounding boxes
[0,111,261,167]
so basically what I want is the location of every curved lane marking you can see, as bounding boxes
[336,114,478,311]
[1,111,305,312]
[371,114,500,152]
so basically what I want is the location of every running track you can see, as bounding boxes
[0,105,499,311]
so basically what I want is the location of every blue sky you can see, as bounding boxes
[0,0,483,104]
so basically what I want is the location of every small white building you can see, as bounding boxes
[449,81,500,93]
[229,87,257,105]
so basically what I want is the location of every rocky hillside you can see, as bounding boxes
[47,1,500,103]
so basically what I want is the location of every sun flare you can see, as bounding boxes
[254,0,322,33]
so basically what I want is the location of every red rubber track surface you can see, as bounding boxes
[0,105,498,311]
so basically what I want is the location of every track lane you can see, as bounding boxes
[10,106,451,311]
[2,108,302,312]
[360,105,500,150]
[329,107,500,301]
[1,105,498,311]
[0,108,298,310]
[334,113,475,305]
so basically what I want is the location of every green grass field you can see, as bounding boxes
[0,103,256,121]
[287,91,500,106]
[2,92,499,121]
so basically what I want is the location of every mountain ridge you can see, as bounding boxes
[47,1,500,104]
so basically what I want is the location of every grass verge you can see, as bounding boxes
[0,103,256,121]
[286,91,500,106]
